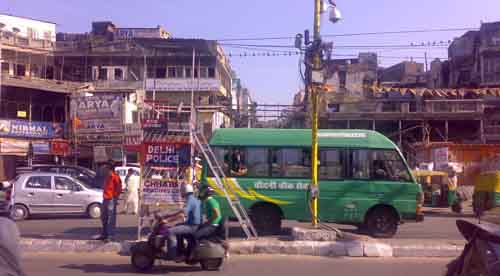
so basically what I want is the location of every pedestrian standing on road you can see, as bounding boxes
[123,168,139,215]
[0,217,27,276]
[97,161,122,242]
[447,170,458,206]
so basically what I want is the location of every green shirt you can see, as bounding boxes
[204,197,222,225]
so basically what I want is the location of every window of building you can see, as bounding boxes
[351,149,411,182]
[272,148,311,178]
[185,67,192,78]
[98,68,108,80]
[26,176,52,189]
[167,67,176,78]
[114,68,124,80]
[208,67,216,78]
[1,62,9,75]
[44,31,52,41]
[319,149,344,180]
[175,66,184,78]
[43,106,53,122]
[339,71,347,89]
[31,105,42,121]
[16,64,26,77]
[199,67,208,78]
[54,107,65,123]
[156,67,166,78]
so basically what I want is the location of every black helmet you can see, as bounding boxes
[200,185,215,198]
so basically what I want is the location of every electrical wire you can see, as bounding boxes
[215,27,476,42]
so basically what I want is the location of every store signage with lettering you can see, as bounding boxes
[51,140,70,156]
[0,119,64,139]
[71,94,124,134]
[142,143,191,168]
[142,179,183,205]
[146,79,222,92]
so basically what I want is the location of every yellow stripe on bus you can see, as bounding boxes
[206,177,291,205]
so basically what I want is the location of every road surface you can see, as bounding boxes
[16,209,474,241]
[22,253,452,276]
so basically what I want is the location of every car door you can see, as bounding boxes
[21,175,54,214]
[53,176,86,213]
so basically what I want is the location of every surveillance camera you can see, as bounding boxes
[329,5,342,23]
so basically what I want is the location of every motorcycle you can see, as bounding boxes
[445,219,500,275]
[130,214,227,272]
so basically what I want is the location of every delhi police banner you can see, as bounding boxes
[142,142,191,168]
[0,119,64,139]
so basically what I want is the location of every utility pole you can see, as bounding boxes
[300,0,341,228]
[310,0,322,228]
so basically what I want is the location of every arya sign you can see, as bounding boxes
[146,79,222,92]
[71,94,124,134]
[0,119,64,139]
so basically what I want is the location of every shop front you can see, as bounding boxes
[0,119,69,180]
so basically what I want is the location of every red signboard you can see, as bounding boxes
[51,140,70,156]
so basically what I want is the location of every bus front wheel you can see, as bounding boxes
[365,207,398,238]
[250,204,282,236]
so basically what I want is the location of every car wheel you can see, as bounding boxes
[200,258,223,271]
[365,207,398,238]
[87,203,101,219]
[250,204,282,236]
[11,204,29,221]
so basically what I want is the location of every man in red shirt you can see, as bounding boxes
[97,161,122,242]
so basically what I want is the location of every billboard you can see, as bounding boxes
[71,94,124,134]
[142,179,183,205]
[142,142,191,168]
[0,119,64,139]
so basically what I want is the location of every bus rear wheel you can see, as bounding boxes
[250,204,282,236]
[365,207,398,238]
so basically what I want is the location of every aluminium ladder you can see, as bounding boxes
[192,130,258,239]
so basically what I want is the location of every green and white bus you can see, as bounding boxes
[202,128,424,238]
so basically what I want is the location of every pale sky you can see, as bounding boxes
[2,0,500,104]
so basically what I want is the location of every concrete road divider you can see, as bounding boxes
[19,238,464,258]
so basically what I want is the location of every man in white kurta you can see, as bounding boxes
[124,169,139,215]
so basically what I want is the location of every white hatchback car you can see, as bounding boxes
[10,172,103,221]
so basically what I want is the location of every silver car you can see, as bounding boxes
[10,172,103,221]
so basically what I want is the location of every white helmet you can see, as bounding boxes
[184,184,194,194]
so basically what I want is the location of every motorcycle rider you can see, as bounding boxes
[190,185,222,258]
[164,184,201,262]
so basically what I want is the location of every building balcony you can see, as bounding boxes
[0,32,55,51]
[1,74,83,93]
[324,99,485,121]
[146,78,227,96]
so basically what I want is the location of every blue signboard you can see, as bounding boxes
[0,119,64,139]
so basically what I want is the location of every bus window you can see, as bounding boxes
[351,149,411,182]
[246,148,270,177]
[351,150,371,179]
[224,148,248,177]
[272,148,311,178]
[373,150,412,182]
[319,149,344,180]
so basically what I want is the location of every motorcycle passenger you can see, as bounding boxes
[191,186,222,254]
[165,184,201,261]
